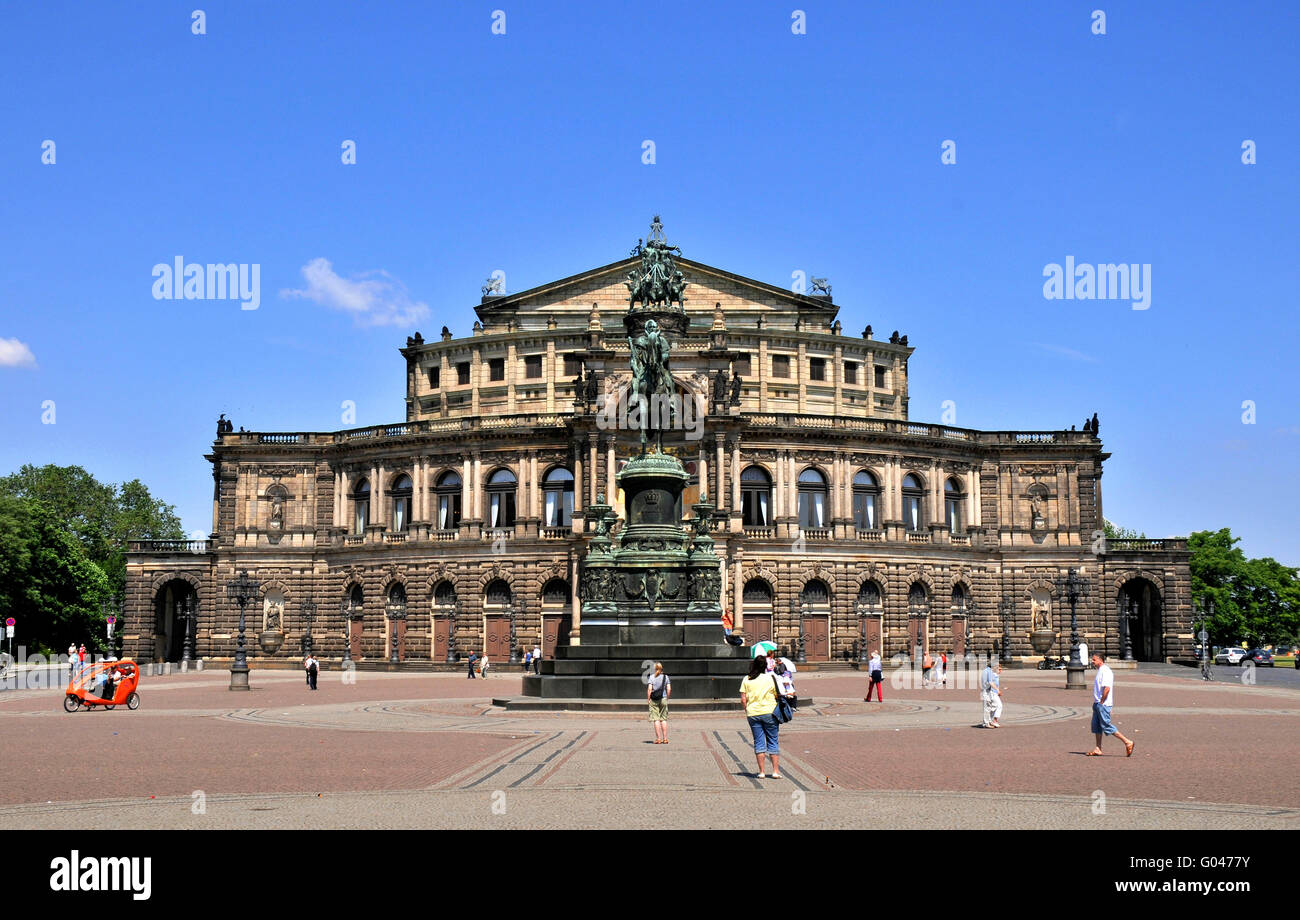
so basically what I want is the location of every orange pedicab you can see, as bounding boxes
[63,659,140,712]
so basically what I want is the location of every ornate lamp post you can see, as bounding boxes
[339,599,354,668]
[1055,568,1090,690]
[388,598,406,664]
[1192,598,1214,677]
[444,598,459,664]
[857,603,871,664]
[226,569,260,690]
[508,600,521,665]
[791,596,807,665]
[998,597,1014,665]
[1119,595,1136,662]
[181,593,197,664]
[300,598,317,656]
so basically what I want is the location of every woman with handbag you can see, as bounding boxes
[647,662,671,744]
[739,655,784,778]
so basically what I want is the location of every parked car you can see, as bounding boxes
[1242,648,1274,666]
[1215,647,1247,665]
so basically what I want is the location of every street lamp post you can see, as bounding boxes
[1119,595,1136,662]
[388,601,405,664]
[444,598,459,664]
[300,598,317,656]
[858,605,871,664]
[181,593,196,664]
[339,599,354,668]
[226,570,260,691]
[998,597,1014,665]
[791,597,807,665]
[1055,568,1090,690]
[508,600,521,665]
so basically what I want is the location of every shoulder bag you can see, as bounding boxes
[771,675,793,723]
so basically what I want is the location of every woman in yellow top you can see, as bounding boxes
[739,655,782,779]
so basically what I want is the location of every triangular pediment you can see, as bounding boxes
[474,256,838,329]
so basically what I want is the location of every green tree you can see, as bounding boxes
[0,496,112,655]
[0,464,183,595]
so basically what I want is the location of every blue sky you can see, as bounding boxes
[1,1,1297,562]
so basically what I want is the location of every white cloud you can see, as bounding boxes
[0,337,36,368]
[280,258,430,327]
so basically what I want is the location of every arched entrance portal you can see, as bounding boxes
[540,578,572,661]
[153,579,197,662]
[1119,578,1164,662]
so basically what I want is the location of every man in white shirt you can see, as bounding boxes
[1088,652,1134,756]
[532,646,542,674]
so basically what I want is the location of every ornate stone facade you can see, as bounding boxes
[125,235,1191,664]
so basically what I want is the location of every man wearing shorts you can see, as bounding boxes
[1088,652,1134,757]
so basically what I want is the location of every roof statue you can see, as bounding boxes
[625,216,687,309]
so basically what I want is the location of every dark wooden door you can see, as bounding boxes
[433,617,449,661]
[543,614,571,659]
[807,616,829,661]
[484,616,511,661]
[348,618,363,660]
[746,615,772,644]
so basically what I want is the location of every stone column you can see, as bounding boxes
[569,554,582,646]
[715,435,725,508]
[698,447,708,501]
[588,437,598,506]
[461,455,471,523]
[605,441,615,503]
[732,556,744,629]
[774,450,785,519]
[572,440,584,517]
[472,454,482,522]
[730,439,741,513]
[529,452,540,519]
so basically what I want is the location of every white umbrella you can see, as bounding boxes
[751,640,777,658]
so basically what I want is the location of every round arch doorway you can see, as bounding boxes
[153,579,197,662]
[1118,577,1164,662]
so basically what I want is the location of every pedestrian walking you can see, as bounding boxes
[940,652,949,687]
[647,662,671,744]
[1087,653,1135,757]
[304,652,318,690]
[78,644,87,675]
[922,650,934,688]
[532,646,541,674]
[864,650,885,702]
[67,643,77,680]
[480,652,490,679]
[466,651,478,679]
[981,661,1003,727]
[523,649,532,672]
[740,655,782,779]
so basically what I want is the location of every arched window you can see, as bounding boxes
[908,582,928,611]
[852,470,880,530]
[902,474,925,532]
[352,479,370,534]
[347,584,363,614]
[387,582,407,612]
[436,471,462,530]
[944,477,964,534]
[951,584,969,611]
[485,579,513,608]
[391,474,413,533]
[486,469,516,529]
[541,578,570,606]
[743,579,773,604]
[543,467,575,527]
[797,468,828,529]
[802,579,830,605]
[433,580,457,608]
[857,581,882,610]
[741,466,771,527]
